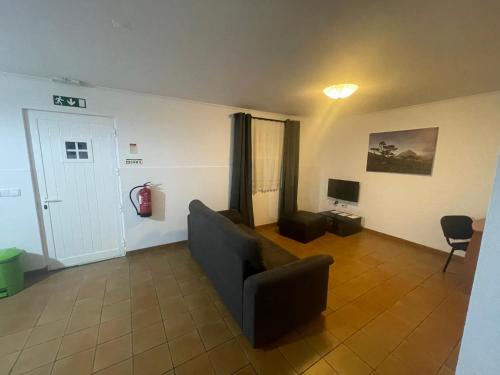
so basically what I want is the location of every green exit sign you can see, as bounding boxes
[53,95,87,108]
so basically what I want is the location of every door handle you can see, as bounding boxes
[43,199,62,203]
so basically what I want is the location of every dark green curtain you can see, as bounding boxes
[280,119,300,216]
[229,113,255,227]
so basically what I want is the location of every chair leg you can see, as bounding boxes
[443,248,455,272]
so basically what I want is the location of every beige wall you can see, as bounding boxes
[303,92,500,251]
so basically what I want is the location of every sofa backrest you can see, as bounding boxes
[187,200,264,326]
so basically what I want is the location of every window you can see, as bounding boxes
[251,120,284,194]
[64,141,91,161]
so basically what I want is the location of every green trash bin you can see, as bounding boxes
[0,248,24,298]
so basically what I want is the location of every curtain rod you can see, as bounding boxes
[251,116,286,123]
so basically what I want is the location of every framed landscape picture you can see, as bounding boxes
[366,127,439,175]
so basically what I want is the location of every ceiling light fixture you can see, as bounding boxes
[323,84,358,99]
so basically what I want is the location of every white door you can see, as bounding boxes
[27,110,123,269]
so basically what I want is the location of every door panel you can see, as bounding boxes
[28,111,123,269]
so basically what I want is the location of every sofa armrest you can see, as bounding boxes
[218,209,244,224]
[242,254,333,346]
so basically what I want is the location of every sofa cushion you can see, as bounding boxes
[237,224,298,270]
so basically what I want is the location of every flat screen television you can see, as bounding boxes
[328,179,360,202]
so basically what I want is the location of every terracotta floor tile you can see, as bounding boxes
[22,363,53,375]
[361,312,412,345]
[73,297,103,314]
[0,312,38,337]
[11,337,61,375]
[303,359,340,375]
[98,315,131,344]
[305,330,340,357]
[233,365,257,375]
[100,299,131,323]
[445,340,461,370]
[437,365,455,375]
[163,312,195,340]
[58,326,97,360]
[93,359,132,375]
[159,295,188,318]
[183,291,212,311]
[236,335,295,375]
[132,321,166,354]
[198,320,233,350]
[377,340,441,375]
[66,310,100,334]
[324,344,372,375]
[168,330,205,366]
[156,282,182,300]
[132,305,162,331]
[93,334,132,372]
[133,342,173,375]
[0,328,31,357]
[103,286,130,306]
[175,353,215,375]
[131,293,158,314]
[345,330,395,368]
[190,305,221,327]
[7,229,467,375]
[324,311,360,341]
[279,336,321,373]
[26,319,67,348]
[52,348,94,375]
[0,350,20,374]
[223,315,242,336]
[209,338,249,375]
[213,300,231,318]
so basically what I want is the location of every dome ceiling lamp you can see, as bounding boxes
[323,84,359,99]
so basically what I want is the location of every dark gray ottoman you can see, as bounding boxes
[278,211,326,243]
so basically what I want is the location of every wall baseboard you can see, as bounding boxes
[126,240,188,256]
[255,222,278,230]
[363,228,461,259]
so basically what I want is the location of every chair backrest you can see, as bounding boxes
[440,215,473,241]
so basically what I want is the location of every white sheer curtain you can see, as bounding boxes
[252,119,284,194]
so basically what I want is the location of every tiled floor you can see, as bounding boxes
[0,227,468,375]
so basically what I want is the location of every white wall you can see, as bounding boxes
[0,73,298,271]
[456,155,500,375]
[306,93,500,251]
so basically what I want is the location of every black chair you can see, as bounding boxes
[440,215,473,272]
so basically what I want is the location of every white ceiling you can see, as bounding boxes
[1,0,500,116]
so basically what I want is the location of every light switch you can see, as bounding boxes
[9,189,21,197]
[0,188,21,197]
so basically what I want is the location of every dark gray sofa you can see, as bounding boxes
[187,200,334,347]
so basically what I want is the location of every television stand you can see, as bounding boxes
[319,210,362,237]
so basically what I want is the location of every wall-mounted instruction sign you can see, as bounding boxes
[53,95,87,108]
[126,159,143,165]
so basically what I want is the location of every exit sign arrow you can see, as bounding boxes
[53,95,86,108]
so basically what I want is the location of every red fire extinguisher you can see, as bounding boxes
[129,182,152,217]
